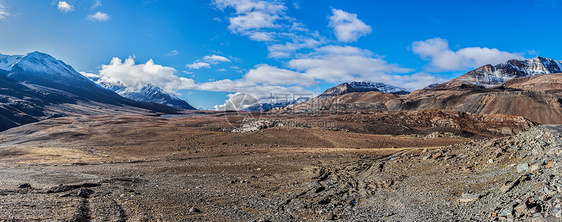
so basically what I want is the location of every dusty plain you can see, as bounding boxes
[0,110,551,221]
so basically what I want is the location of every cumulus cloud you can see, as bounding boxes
[57,1,74,13]
[88,11,110,22]
[288,45,412,83]
[328,9,371,43]
[412,37,525,71]
[97,57,196,92]
[244,64,316,86]
[186,54,231,69]
[0,5,8,19]
[213,0,324,57]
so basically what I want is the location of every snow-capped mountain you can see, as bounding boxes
[241,97,311,112]
[91,78,196,110]
[443,56,562,88]
[2,51,92,84]
[0,54,23,71]
[0,51,179,131]
[320,81,410,97]
[95,82,195,110]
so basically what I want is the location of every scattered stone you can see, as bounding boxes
[459,193,480,202]
[432,153,442,159]
[517,163,529,173]
[501,180,520,193]
[499,206,513,218]
[77,188,94,198]
[514,202,529,214]
[529,163,542,172]
[546,161,555,169]
[18,183,31,189]
[190,207,201,213]
[422,155,431,160]
[556,210,562,218]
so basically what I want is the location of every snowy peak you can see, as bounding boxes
[1,51,91,83]
[348,81,410,95]
[448,56,562,87]
[321,81,409,97]
[0,54,23,71]
[92,80,196,110]
[14,52,83,78]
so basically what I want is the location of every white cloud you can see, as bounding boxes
[57,1,74,13]
[203,54,231,63]
[328,9,371,43]
[213,17,222,22]
[166,50,180,56]
[92,0,102,9]
[228,11,280,32]
[212,0,324,57]
[293,2,300,9]
[186,62,211,69]
[0,5,8,19]
[97,57,196,92]
[288,45,412,83]
[248,31,274,42]
[88,11,110,22]
[412,37,525,71]
[213,0,286,15]
[267,37,323,58]
[187,54,231,69]
[244,64,316,86]
[214,0,286,34]
[79,71,101,79]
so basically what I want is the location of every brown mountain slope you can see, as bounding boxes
[283,91,399,112]
[390,73,562,124]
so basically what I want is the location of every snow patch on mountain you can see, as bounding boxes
[348,81,410,95]
[321,81,410,97]
[0,51,92,83]
[0,54,23,71]
[453,56,562,87]
[94,79,195,110]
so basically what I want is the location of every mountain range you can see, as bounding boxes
[2,51,562,131]
[286,56,562,124]
[95,81,196,110]
[0,51,181,131]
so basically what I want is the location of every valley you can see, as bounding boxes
[1,51,562,221]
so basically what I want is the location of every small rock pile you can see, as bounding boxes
[232,118,309,133]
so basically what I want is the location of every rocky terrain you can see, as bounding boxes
[0,108,546,221]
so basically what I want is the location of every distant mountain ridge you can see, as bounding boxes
[320,81,410,97]
[96,82,196,110]
[438,56,562,88]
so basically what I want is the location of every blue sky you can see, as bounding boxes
[0,0,561,109]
